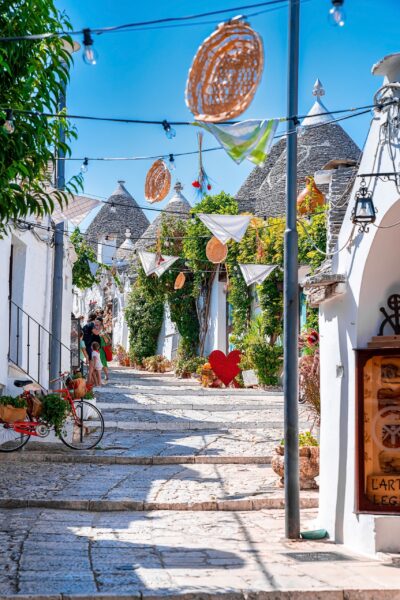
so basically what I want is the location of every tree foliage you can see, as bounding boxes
[0,0,81,235]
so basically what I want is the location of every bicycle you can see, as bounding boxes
[0,373,104,452]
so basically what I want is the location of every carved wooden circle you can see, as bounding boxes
[206,236,228,264]
[185,20,264,122]
[145,159,171,203]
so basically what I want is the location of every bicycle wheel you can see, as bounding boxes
[0,421,30,452]
[59,400,104,450]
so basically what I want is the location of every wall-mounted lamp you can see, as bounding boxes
[351,179,376,233]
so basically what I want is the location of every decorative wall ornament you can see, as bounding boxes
[198,213,251,244]
[174,272,186,290]
[185,18,264,122]
[145,159,171,203]
[192,132,212,196]
[239,263,277,286]
[137,250,179,278]
[378,294,400,336]
[206,236,228,264]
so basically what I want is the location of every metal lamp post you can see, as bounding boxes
[50,40,80,388]
[283,0,301,539]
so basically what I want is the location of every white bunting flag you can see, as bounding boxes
[239,264,277,286]
[88,261,99,277]
[138,250,179,278]
[198,213,251,244]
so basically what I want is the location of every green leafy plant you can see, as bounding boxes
[40,393,70,437]
[280,431,319,447]
[174,354,205,378]
[240,314,283,386]
[0,395,27,409]
[0,1,82,236]
[125,277,164,364]
[83,390,95,400]
[142,355,172,373]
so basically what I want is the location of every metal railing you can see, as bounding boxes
[8,299,75,389]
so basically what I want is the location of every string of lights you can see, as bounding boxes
[0,0,294,42]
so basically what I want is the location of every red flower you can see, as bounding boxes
[192,180,200,188]
[307,330,319,346]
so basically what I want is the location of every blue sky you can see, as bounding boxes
[58,0,400,226]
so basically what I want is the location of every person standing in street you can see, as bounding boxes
[82,313,101,385]
[96,317,111,382]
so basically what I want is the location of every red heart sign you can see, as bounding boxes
[209,350,241,387]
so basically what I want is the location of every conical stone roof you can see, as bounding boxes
[236,80,361,218]
[86,181,149,249]
[135,181,192,251]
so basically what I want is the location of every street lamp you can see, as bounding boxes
[351,180,376,232]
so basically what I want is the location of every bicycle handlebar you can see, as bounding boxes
[49,372,70,384]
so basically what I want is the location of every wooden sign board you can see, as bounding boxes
[356,348,400,514]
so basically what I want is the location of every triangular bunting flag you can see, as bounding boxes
[88,261,99,277]
[198,214,251,244]
[138,250,179,278]
[239,264,277,286]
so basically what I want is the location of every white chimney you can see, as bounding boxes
[372,52,400,84]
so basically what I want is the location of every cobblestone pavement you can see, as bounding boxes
[2,367,394,597]
[0,508,399,597]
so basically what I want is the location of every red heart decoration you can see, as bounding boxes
[208,350,241,387]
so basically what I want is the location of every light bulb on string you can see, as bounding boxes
[3,109,15,134]
[329,0,345,26]
[169,154,176,171]
[162,120,176,140]
[82,28,98,65]
[110,202,116,214]
[80,157,89,174]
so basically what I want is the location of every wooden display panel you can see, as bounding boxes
[356,348,400,513]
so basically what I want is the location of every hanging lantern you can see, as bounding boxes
[174,272,186,290]
[145,159,171,203]
[206,236,228,264]
[185,18,264,122]
[351,179,376,232]
[297,176,325,216]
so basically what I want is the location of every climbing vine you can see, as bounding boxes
[71,228,121,290]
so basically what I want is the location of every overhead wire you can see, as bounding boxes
[0,0,296,41]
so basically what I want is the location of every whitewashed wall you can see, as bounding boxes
[204,277,227,357]
[0,217,74,394]
[318,54,400,554]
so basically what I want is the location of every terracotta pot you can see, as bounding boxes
[271,445,319,489]
[297,177,324,216]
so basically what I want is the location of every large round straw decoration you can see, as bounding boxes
[206,236,228,264]
[174,272,186,290]
[145,159,171,203]
[185,19,264,122]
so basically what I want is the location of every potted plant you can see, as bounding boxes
[271,431,319,489]
[40,394,71,438]
[0,396,27,423]
[83,389,96,408]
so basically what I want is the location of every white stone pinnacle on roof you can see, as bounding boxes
[301,78,334,127]
[168,181,191,206]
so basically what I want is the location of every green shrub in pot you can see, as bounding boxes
[40,394,70,437]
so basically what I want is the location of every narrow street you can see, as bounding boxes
[0,367,398,597]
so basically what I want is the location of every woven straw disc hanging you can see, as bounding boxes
[206,236,228,264]
[145,159,171,203]
[174,272,186,290]
[185,19,264,122]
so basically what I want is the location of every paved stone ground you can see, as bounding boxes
[0,366,396,597]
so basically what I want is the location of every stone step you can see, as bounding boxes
[2,453,272,465]
[100,421,309,431]
[0,462,318,511]
[97,402,283,410]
